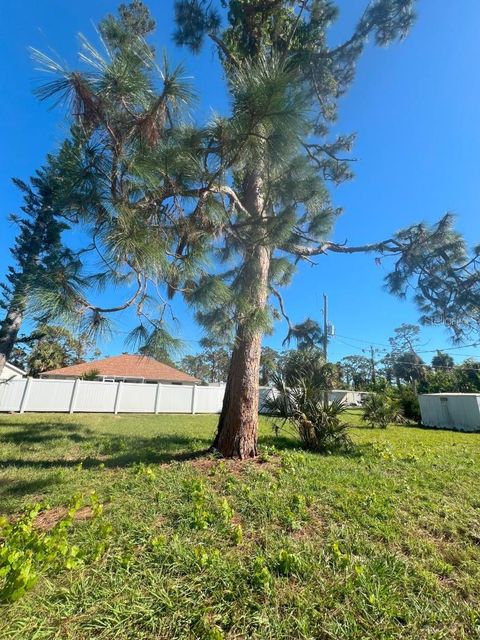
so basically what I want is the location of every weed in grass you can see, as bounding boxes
[252,556,272,592]
[0,493,107,603]
[331,541,350,567]
[276,549,300,576]
[151,535,166,551]
[231,524,243,545]
[195,613,225,640]
[220,497,234,524]
[134,462,157,481]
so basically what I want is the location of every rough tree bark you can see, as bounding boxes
[0,303,25,374]
[213,245,270,458]
[213,170,271,458]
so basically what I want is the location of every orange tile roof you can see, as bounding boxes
[41,354,199,383]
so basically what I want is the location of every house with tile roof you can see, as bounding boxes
[40,354,199,385]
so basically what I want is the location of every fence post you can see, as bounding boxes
[114,381,123,415]
[190,384,197,415]
[69,378,80,414]
[154,382,162,414]
[19,377,33,414]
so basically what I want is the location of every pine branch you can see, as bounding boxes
[208,32,241,68]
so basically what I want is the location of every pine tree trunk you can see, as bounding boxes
[213,245,270,458]
[0,302,25,374]
[213,169,270,458]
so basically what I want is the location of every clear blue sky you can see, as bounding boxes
[1,0,479,364]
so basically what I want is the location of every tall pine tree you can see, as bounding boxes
[32,1,480,457]
[172,0,479,456]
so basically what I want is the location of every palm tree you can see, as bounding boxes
[282,318,323,351]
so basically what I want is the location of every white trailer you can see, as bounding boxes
[419,393,480,432]
[329,390,367,406]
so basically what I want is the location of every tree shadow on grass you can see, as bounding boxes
[96,433,213,467]
[0,430,213,472]
[0,417,365,479]
[0,476,61,498]
[259,434,300,451]
[0,420,95,445]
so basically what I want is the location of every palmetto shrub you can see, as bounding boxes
[362,392,401,429]
[263,374,352,452]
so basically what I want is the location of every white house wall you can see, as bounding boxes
[0,363,25,380]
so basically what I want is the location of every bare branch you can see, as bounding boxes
[270,287,293,332]
[288,239,400,258]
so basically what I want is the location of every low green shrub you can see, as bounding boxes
[264,374,352,452]
[397,386,421,422]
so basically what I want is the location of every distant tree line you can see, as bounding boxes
[9,325,101,377]
[337,323,480,394]
[9,313,478,400]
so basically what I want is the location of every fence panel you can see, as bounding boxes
[117,383,157,413]
[75,380,118,413]
[27,379,74,412]
[0,379,27,412]
[195,385,224,413]
[158,384,194,413]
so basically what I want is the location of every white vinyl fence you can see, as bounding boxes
[0,378,275,415]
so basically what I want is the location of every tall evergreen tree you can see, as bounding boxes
[172,0,479,456]
[29,2,200,354]
[431,350,454,370]
[340,355,372,389]
[33,1,480,458]
[0,170,74,374]
[259,346,279,385]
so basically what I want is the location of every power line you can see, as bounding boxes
[335,334,390,349]
[335,332,479,356]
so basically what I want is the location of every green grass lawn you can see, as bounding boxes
[0,411,479,639]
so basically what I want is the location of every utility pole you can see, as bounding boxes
[323,293,328,407]
[369,345,376,386]
[322,293,328,362]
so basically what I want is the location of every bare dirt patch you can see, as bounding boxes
[188,455,281,478]
[291,516,325,542]
[34,505,94,531]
